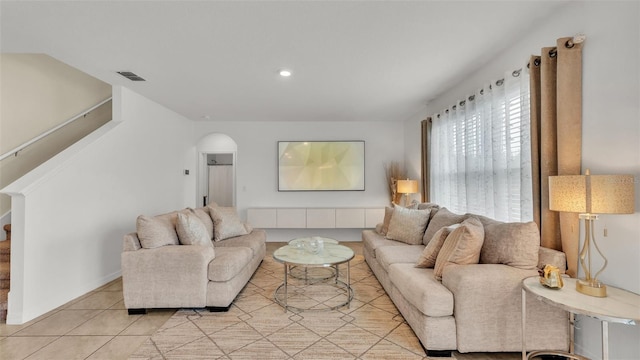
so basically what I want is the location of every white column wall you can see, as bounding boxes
[1,86,195,324]
[404,2,640,358]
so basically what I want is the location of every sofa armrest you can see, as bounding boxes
[123,232,142,251]
[121,244,215,309]
[442,263,568,352]
[538,247,567,273]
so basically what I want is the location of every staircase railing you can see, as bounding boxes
[0,97,113,162]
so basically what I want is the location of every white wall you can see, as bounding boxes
[405,1,640,358]
[194,120,404,241]
[1,86,194,324]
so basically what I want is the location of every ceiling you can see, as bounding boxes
[1,1,568,123]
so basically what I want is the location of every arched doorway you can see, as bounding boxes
[196,133,238,207]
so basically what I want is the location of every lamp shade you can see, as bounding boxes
[549,171,635,214]
[397,179,419,194]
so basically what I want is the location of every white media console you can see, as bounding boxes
[247,207,385,229]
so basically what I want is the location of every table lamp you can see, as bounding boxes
[548,169,635,297]
[397,179,419,207]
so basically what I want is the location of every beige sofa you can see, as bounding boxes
[122,205,266,314]
[363,203,570,356]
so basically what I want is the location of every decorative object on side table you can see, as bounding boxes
[539,264,564,289]
[548,169,635,297]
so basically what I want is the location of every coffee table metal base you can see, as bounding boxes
[274,263,353,312]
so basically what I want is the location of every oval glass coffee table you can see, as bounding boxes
[273,237,354,312]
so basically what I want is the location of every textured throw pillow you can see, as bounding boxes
[209,207,248,241]
[190,207,214,240]
[136,214,179,249]
[433,217,485,280]
[423,207,468,245]
[480,221,540,270]
[379,206,394,235]
[415,223,460,268]
[176,212,213,246]
[385,207,431,245]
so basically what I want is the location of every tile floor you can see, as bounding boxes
[0,277,175,360]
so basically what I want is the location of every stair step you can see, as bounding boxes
[0,262,9,281]
[0,240,9,263]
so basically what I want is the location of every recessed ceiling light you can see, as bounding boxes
[279,69,292,77]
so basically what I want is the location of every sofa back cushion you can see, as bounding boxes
[192,207,214,240]
[136,213,179,249]
[423,207,468,245]
[433,217,484,280]
[385,207,431,245]
[480,221,540,270]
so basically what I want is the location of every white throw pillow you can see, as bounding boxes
[433,217,485,280]
[415,223,460,268]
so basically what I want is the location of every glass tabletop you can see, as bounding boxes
[273,240,354,267]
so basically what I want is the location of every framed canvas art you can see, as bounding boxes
[278,141,365,191]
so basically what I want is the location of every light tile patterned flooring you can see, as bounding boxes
[0,242,522,360]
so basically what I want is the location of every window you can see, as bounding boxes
[430,70,532,222]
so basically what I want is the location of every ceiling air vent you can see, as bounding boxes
[117,71,146,81]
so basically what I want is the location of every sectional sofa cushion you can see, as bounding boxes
[434,217,485,280]
[214,229,265,257]
[423,207,468,245]
[207,247,253,282]
[386,207,431,245]
[416,224,460,268]
[480,221,540,270]
[377,245,424,272]
[362,230,407,258]
[388,263,454,317]
[176,212,212,246]
[136,213,179,249]
[210,207,248,241]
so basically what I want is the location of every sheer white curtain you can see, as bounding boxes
[430,69,532,222]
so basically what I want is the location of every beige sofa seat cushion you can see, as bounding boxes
[423,207,468,246]
[208,247,253,282]
[214,229,266,257]
[136,213,179,249]
[480,221,540,270]
[377,245,424,272]
[362,230,407,258]
[388,263,454,317]
[386,207,431,245]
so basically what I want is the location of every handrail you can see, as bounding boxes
[0,97,113,162]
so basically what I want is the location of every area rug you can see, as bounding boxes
[128,253,431,359]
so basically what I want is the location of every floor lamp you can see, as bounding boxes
[548,169,635,297]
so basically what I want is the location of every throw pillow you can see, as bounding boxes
[385,207,431,245]
[136,214,179,249]
[480,221,540,270]
[433,217,485,280]
[191,207,214,240]
[415,223,460,268]
[423,207,468,246]
[176,212,213,246]
[379,206,394,235]
[209,207,248,241]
